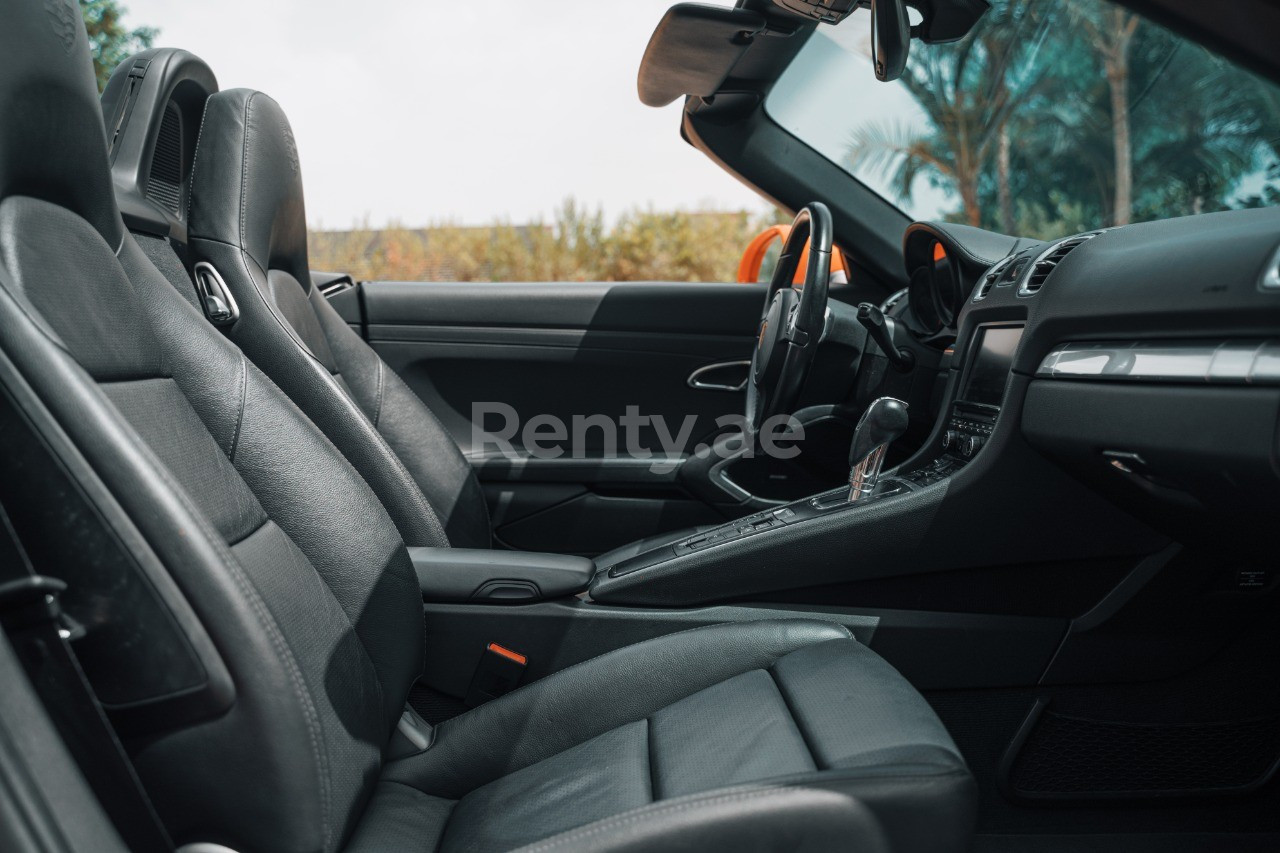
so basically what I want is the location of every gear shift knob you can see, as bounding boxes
[848,397,909,502]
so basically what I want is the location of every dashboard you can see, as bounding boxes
[895,206,1280,551]
[592,204,1280,612]
[895,221,1041,340]
[903,240,967,336]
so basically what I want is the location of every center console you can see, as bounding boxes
[600,322,1027,578]
[903,323,1023,485]
[421,315,1163,703]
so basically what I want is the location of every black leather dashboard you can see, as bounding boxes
[982,206,1280,548]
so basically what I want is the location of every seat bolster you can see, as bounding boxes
[812,765,977,853]
[382,619,853,798]
[505,783,890,853]
[187,236,450,548]
[309,289,492,549]
[343,782,454,853]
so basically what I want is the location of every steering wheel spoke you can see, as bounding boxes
[745,202,833,434]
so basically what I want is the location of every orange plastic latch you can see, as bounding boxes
[486,643,527,666]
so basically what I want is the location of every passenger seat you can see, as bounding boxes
[182,86,713,561]
[0,6,974,852]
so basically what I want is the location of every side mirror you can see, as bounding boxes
[870,0,911,82]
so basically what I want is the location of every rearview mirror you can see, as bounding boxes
[870,0,911,82]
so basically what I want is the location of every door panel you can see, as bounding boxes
[361,280,764,554]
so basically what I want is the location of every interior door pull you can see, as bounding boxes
[687,360,751,392]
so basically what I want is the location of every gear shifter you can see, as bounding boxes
[847,397,909,502]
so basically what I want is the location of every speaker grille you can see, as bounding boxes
[1008,707,1280,798]
[146,103,183,214]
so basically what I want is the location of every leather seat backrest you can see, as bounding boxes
[186,91,491,548]
[0,5,422,850]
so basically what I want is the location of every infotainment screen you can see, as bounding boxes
[963,326,1024,407]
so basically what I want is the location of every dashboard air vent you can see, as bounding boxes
[1019,232,1100,296]
[973,257,1012,302]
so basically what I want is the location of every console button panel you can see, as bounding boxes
[672,506,798,557]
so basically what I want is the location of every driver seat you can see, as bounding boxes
[183,88,705,561]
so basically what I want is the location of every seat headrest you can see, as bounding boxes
[0,0,123,248]
[101,48,219,242]
[188,89,310,287]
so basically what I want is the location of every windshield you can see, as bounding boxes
[766,0,1280,240]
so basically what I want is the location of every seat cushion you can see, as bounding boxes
[349,619,975,853]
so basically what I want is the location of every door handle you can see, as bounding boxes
[687,360,751,392]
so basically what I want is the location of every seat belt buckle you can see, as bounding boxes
[464,642,527,707]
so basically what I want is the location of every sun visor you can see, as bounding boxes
[637,4,767,107]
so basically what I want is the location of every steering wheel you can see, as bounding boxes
[745,202,833,434]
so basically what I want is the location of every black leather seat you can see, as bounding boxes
[182,87,705,562]
[0,6,974,851]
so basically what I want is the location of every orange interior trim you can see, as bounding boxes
[487,643,527,665]
[737,224,848,285]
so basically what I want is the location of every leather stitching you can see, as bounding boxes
[390,374,491,539]
[373,359,385,428]
[226,515,270,549]
[643,716,658,802]
[193,91,452,548]
[766,666,822,771]
[239,92,254,254]
[185,92,211,227]
[510,785,826,852]
[228,352,247,462]
[438,622,854,737]
[227,358,422,656]
[228,242,448,547]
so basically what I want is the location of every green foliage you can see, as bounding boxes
[80,0,157,91]
[847,0,1280,238]
[308,200,781,283]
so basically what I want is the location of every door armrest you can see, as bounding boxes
[408,547,595,603]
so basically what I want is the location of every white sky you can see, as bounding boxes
[123,0,770,229]
[766,17,951,222]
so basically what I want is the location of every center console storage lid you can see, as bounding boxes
[409,547,595,603]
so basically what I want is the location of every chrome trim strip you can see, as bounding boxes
[1036,339,1280,384]
[1261,242,1280,290]
[192,261,240,326]
[466,453,686,469]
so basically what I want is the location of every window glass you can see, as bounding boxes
[766,0,1280,239]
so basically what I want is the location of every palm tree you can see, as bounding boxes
[846,0,1045,228]
[1069,0,1141,225]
